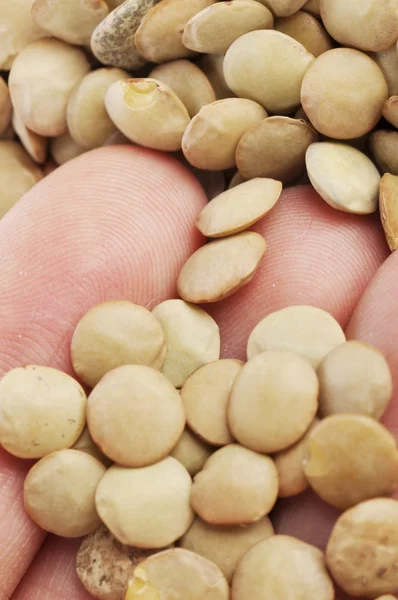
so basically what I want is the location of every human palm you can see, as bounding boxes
[0,145,395,600]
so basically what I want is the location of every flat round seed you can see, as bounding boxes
[0,140,43,217]
[306,142,381,214]
[72,427,111,466]
[303,415,398,509]
[370,130,398,176]
[177,231,266,304]
[318,341,393,420]
[224,30,314,115]
[191,444,278,525]
[182,98,266,170]
[105,78,190,152]
[180,516,274,583]
[274,418,320,498]
[373,46,398,97]
[228,351,318,453]
[152,299,220,388]
[236,116,318,184]
[50,133,86,165]
[382,96,398,129]
[71,300,167,389]
[170,428,214,476]
[87,364,185,467]
[275,11,333,57]
[183,0,274,55]
[181,359,242,446]
[12,109,47,164]
[91,0,159,70]
[24,449,106,537]
[197,54,234,100]
[67,68,130,149]
[301,48,388,139]
[135,0,215,63]
[149,60,216,117]
[247,305,346,369]
[0,77,12,136]
[326,498,398,598]
[125,548,229,600]
[9,39,90,137]
[31,0,109,46]
[76,526,172,600]
[196,178,282,238]
[380,173,398,251]
[232,535,334,600]
[256,0,308,17]
[0,365,86,459]
[320,0,398,52]
[95,458,194,548]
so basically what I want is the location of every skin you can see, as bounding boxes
[0,145,395,600]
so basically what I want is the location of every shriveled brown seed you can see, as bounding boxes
[72,427,111,466]
[382,96,398,129]
[228,171,246,189]
[228,351,318,453]
[96,458,194,547]
[224,30,314,114]
[306,142,380,214]
[181,359,242,446]
[191,444,278,525]
[247,305,346,369]
[12,109,47,164]
[326,498,398,598]
[0,77,12,136]
[105,78,190,152]
[373,45,398,97]
[150,60,216,117]
[177,231,266,304]
[31,0,109,46]
[170,428,214,476]
[76,526,172,600]
[182,98,266,170]
[302,0,320,17]
[275,11,333,57]
[232,535,334,600]
[274,418,319,498]
[236,116,318,184]
[380,173,398,251]
[320,0,398,52]
[301,48,388,139]
[91,0,158,71]
[370,130,398,176]
[196,178,282,237]
[180,516,273,583]
[67,68,130,149]
[9,39,90,137]
[304,415,398,509]
[152,299,220,387]
[71,300,167,389]
[256,0,308,17]
[0,140,43,218]
[183,1,274,55]
[125,548,229,600]
[135,0,215,64]
[197,54,234,100]
[50,132,86,165]
[318,341,393,419]
[24,449,106,537]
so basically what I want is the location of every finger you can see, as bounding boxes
[0,145,206,598]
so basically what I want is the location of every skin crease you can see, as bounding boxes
[0,145,395,600]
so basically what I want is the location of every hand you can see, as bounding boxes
[0,145,394,600]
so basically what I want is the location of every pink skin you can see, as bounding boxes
[0,145,395,600]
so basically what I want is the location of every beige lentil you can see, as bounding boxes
[95,458,194,548]
[318,341,393,420]
[191,444,278,525]
[0,140,43,217]
[196,54,234,100]
[50,132,86,165]
[302,0,320,17]
[326,498,398,597]
[71,300,167,389]
[180,516,274,583]
[228,351,318,453]
[24,449,106,537]
[236,116,318,184]
[177,231,266,304]
[0,77,12,136]
[223,30,314,115]
[182,0,274,55]
[382,96,398,129]
[303,414,398,509]
[275,11,333,57]
[12,109,47,164]
[232,535,334,600]
[257,0,308,17]
[373,45,398,97]
[380,173,398,251]
[170,428,214,476]
[72,427,112,466]
[370,130,398,176]
[152,299,220,388]
[306,142,381,214]
[247,305,346,369]
[182,98,267,171]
